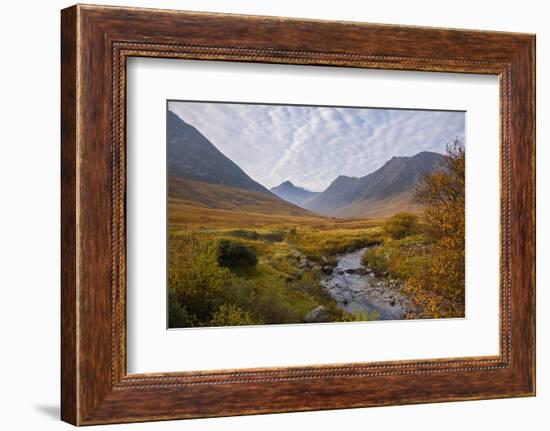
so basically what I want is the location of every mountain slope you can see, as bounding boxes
[270,181,320,207]
[169,176,317,218]
[305,151,445,218]
[167,110,269,194]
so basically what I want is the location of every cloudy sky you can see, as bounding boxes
[168,101,465,192]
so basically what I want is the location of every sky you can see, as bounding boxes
[168,101,465,192]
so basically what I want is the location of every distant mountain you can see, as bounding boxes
[270,181,320,207]
[304,151,445,218]
[167,110,269,194]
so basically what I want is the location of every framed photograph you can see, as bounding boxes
[61,4,536,425]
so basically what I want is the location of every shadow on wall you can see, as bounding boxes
[34,405,59,421]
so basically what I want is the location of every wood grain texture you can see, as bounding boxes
[60,5,78,425]
[60,4,535,425]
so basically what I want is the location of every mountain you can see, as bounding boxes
[167,111,318,218]
[270,181,320,207]
[304,151,445,218]
[167,110,269,194]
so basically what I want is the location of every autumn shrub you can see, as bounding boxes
[209,304,256,326]
[254,292,295,324]
[383,212,419,239]
[406,138,465,317]
[361,247,389,275]
[168,232,231,324]
[336,309,380,322]
[403,248,464,318]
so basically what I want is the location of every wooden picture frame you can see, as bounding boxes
[61,4,535,425]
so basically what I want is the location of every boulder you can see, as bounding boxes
[322,265,334,274]
[346,267,368,275]
[303,305,331,323]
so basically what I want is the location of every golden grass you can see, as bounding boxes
[169,198,384,232]
[168,194,414,326]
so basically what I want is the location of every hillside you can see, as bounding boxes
[169,176,318,217]
[305,151,444,218]
[270,181,320,207]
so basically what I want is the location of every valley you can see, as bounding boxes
[168,197,396,326]
[166,108,465,328]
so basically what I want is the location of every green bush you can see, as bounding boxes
[383,212,419,239]
[168,290,195,328]
[217,239,258,269]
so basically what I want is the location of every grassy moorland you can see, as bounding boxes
[168,200,384,328]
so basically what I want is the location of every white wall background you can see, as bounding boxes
[0,0,546,429]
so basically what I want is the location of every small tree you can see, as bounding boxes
[415,138,465,248]
[410,138,466,316]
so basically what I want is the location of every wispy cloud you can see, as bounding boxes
[169,101,465,192]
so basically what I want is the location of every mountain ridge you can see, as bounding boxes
[304,151,445,218]
[167,110,446,220]
[167,110,270,194]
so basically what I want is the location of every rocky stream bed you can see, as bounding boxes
[321,247,414,320]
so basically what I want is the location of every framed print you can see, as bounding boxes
[61,4,535,425]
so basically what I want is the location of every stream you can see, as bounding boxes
[322,247,413,320]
